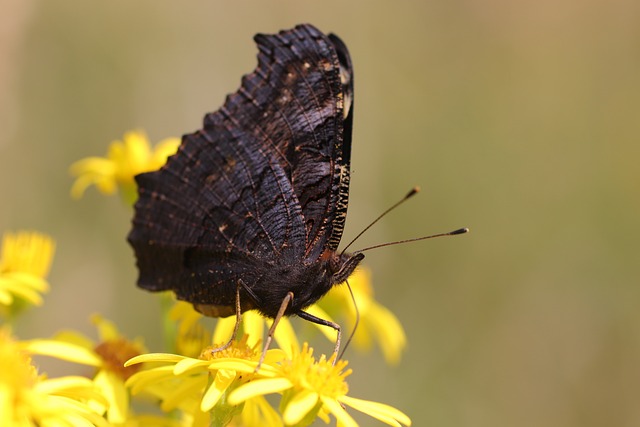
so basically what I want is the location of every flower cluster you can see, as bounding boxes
[126,339,410,427]
[1,130,412,426]
[69,130,180,204]
[0,326,109,427]
[0,231,55,319]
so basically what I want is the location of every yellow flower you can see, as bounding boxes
[213,310,300,360]
[24,314,146,424]
[125,335,285,427]
[230,395,283,427]
[171,299,300,360]
[0,231,55,315]
[69,130,180,204]
[312,267,407,365]
[228,343,411,427]
[0,327,109,427]
[169,300,213,359]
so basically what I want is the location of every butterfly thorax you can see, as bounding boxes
[247,251,365,319]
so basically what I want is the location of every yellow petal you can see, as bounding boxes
[69,175,92,199]
[151,137,181,168]
[91,314,120,341]
[213,316,236,345]
[206,358,277,376]
[69,157,116,176]
[273,317,300,358]
[244,311,265,348]
[53,330,95,350]
[283,390,319,425]
[121,130,152,174]
[70,175,114,198]
[227,378,292,405]
[364,303,407,365]
[95,177,119,195]
[125,365,178,394]
[69,157,117,198]
[303,305,337,341]
[50,396,111,427]
[35,375,94,393]
[320,396,358,427]
[261,348,288,366]
[36,378,109,418]
[22,340,102,366]
[1,272,49,292]
[125,352,185,367]
[94,370,128,423]
[201,369,235,411]
[0,289,13,305]
[339,395,412,426]
[0,277,43,305]
[160,375,209,412]
[174,357,210,375]
[241,395,282,427]
[0,231,55,278]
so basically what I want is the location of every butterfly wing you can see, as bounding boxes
[128,24,353,311]
[222,24,354,259]
[129,126,307,309]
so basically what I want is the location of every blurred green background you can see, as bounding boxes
[2,0,639,426]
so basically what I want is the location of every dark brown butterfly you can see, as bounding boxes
[128,24,362,347]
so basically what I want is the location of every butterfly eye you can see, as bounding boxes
[332,253,365,285]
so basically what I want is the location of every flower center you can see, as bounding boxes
[284,344,350,398]
[94,338,143,380]
[199,335,257,361]
[0,329,38,392]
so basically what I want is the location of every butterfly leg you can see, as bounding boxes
[256,291,294,372]
[297,310,342,366]
[207,281,243,355]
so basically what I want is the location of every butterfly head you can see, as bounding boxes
[329,251,365,286]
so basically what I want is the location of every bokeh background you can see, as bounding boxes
[2,1,639,426]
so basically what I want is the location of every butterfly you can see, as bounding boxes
[128,24,362,350]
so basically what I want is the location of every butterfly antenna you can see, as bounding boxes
[338,279,360,360]
[354,227,469,254]
[340,186,421,256]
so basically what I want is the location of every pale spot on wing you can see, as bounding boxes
[319,59,332,71]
